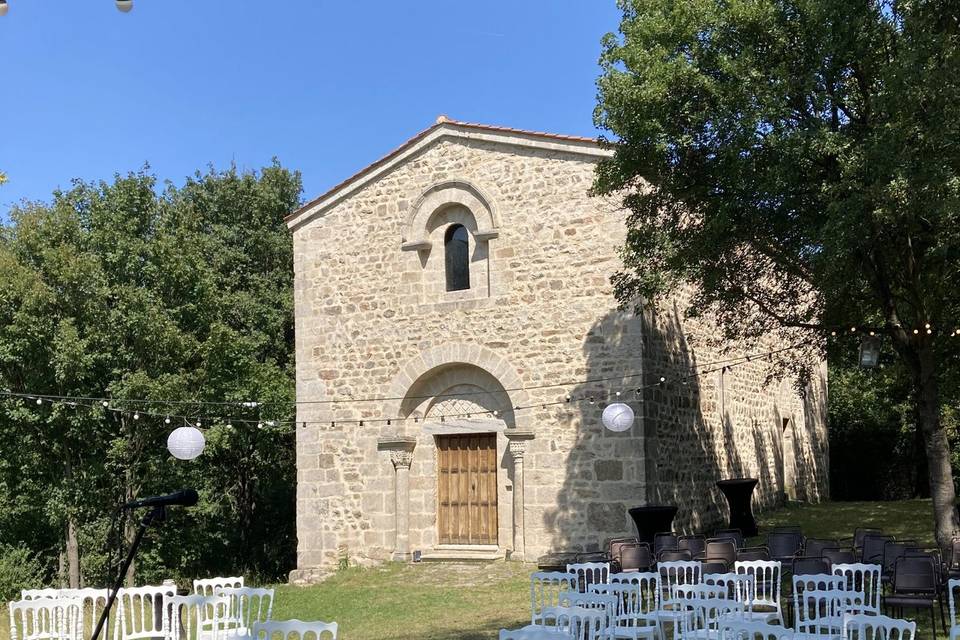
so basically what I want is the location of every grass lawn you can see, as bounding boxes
[272,562,531,640]
[752,498,937,547]
[0,499,945,640]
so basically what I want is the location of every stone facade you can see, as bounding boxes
[286,119,829,579]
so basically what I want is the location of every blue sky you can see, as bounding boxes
[1,0,621,211]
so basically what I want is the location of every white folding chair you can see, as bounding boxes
[498,628,571,640]
[591,582,661,640]
[948,578,960,640]
[842,614,915,640]
[679,597,745,640]
[530,571,578,625]
[9,598,83,640]
[559,590,618,630]
[790,574,844,631]
[793,589,844,640]
[251,619,338,640]
[216,587,274,639]
[541,605,609,640]
[659,561,702,633]
[62,588,110,640]
[607,571,662,639]
[833,564,881,616]
[162,594,228,640]
[704,573,754,604]
[719,618,794,640]
[114,585,177,640]
[675,584,728,601]
[194,577,245,596]
[735,561,783,624]
[20,590,63,601]
[567,562,611,592]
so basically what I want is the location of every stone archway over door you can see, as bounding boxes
[436,433,498,545]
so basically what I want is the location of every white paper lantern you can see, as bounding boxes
[115,0,133,12]
[602,402,634,432]
[0,2,9,18]
[167,426,205,460]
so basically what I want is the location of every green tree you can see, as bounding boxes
[0,163,300,585]
[594,0,960,547]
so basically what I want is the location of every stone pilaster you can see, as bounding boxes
[505,430,535,561]
[378,436,417,561]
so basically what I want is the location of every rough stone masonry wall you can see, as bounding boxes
[291,136,649,578]
[639,293,830,535]
[289,133,829,579]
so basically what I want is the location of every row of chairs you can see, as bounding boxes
[500,613,915,640]
[777,528,952,636]
[499,562,917,640]
[9,577,338,640]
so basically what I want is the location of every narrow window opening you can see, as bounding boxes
[444,224,470,291]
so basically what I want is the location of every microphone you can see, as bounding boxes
[122,489,199,510]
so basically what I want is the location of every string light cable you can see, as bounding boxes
[0,338,824,430]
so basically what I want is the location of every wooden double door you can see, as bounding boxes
[436,433,498,545]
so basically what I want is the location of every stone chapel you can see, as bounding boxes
[286,117,829,581]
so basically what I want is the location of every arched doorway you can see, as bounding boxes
[400,364,514,548]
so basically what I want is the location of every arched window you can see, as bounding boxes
[444,224,470,291]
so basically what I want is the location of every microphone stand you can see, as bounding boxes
[90,505,166,640]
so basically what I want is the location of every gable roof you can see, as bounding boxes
[285,116,610,230]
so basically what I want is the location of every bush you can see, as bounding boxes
[0,544,46,601]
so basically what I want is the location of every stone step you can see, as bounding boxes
[417,547,506,562]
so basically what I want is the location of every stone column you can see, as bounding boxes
[378,436,417,562]
[506,430,535,561]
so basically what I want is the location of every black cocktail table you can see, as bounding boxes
[628,505,678,545]
[716,478,759,536]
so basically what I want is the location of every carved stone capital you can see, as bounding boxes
[377,435,417,469]
[505,430,534,460]
[389,449,415,469]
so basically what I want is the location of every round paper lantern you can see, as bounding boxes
[602,402,634,432]
[167,426,205,460]
[0,2,9,17]
[115,0,133,12]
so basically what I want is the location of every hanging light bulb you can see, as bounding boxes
[133,412,140,420]
[164,416,171,424]
[102,400,109,408]
[35,397,42,405]
[115,0,133,12]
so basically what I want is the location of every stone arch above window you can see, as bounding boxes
[401,181,499,251]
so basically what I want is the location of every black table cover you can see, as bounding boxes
[628,505,678,545]
[716,478,759,537]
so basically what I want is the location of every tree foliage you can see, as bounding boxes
[0,163,301,586]
[595,0,960,545]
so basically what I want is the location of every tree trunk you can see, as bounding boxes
[66,517,81,589]
[64,457,81,589]
[913,411,930,498]
[913,346,959,552]
[124,482,137,586]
